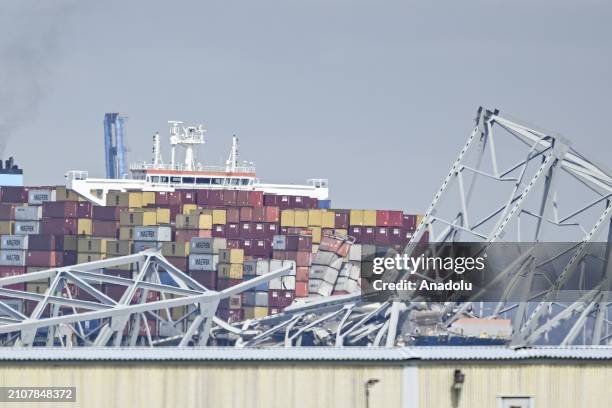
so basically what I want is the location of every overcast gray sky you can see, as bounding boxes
[1,0,610,212]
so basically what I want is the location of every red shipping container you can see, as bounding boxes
[43,201,78,218]
[248,191,264,207]
[175,229,210,243]
[264,206,280,223]
[376,210,404,227]
[212,224,226,238]
[226,207,240,223]
[307,197,318,209]
[131,288,160,304]
[402,214,417,231]
[0,203,16,220]
[236,191,250,207]
[296,267,309,282]
[227,239,241,249]
[226,223,240,239]
[319,236,343,252]
[0,266,26,277]
[92,205,124,221]
[335,211,350,229]
[196,189,210,205]
[0,186,28,203]
[239,206,253,222]
[295,281,308,297]
[155,191,170,205]
[190,270,216,289]
[165,256,188,271]
[252,207,265,222]
[217,308,243,322]
[92,220,119,238]
[26,250,60,267]
[41,218,77,235]
[223,190,237,206]
[296,251,312,267]
[77,202,93,218]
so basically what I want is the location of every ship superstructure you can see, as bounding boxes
[67,121,328,205]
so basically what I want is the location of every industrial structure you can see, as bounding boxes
[103,113,128,180]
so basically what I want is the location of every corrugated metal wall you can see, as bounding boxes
[419,363,612,408]
[0,363,402,408]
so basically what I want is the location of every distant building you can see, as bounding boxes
[0,157,23,186]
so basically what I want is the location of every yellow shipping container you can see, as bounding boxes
[63,235,78,252]
[77,253,106,264]
[106,191,143,208]
[106,240,131,257]
[244,306,268,319]
[334,228,348,237]
[26,281,49,295]
[294,210,308,228]
[416,214,424,227]
[307,209,322,227]
[219,248,244,264]
[321,210,335,228]
[26,267,49,273]
[78,237,109,254]
[104,259,133,271]
[156,208,170,224]
[212,209,226,225]
[176,214,213,230]
[119,227,135,240]
[77,219,92,235]
[363,210,377,226]
[119,210,157,226]
[350,209,364,226]
[280,210,295,227]
[161,241,190,257]
[55,186,82,201]
[182,204,197,215]
[0,221,13,235]
[218,263,243,279]
[311,226,322,244]
[141,192,156,207]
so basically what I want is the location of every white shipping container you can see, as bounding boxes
[272,235,286,250]
[134,226,172,242]
[268,277,282,290]
[281,260,296,275]
[14,206,42,221]
[133,241,159,252]
[13,221,40,235]
[28,189,55,205]
[188,254,216,271]
[0,250,27,266]
[308,278,334,297]
[281,276,296,290]
[255,260,269,275]
[269,259,283,272]
[309,265,339,283]
[189,237,214,254]
[0,235,28,250]
[313,251,337,266]
[348,244,362,262]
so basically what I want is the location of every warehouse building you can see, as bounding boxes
[0,346,610,408]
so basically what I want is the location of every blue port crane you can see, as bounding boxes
[103,113,128,179]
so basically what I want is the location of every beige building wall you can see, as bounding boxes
[0,363,402,408]
[419,362,612,408]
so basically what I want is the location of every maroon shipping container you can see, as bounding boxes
[242,239,253,255]
[236,191,249,207]
[43,201,78,218]
[252,239,272,257]
[92,220,119,238]
[226,223,240,239]
[189,270,216,289]
[26,250,61,267]
[389,227,404,245]
[335,210,350,229]
[272,250,286,260]
[278,195,291,210]
[375,227,391,245]
[77,202,93,218]
[402,214,417,231]
[297,235,312,251]
[349,226,362,241]
[239,206,253,222]
[223,190,237,206]
[284,235,299,251]
[295,267,309,282]
[264,206,280,223]
[212,224,226,238]
[167,191,182,206]
[290,195,306,208]
[217,308,243,322]
[252,207,265,222]
[248,191,264,207]
[209,190,224,206]
[0,283,25,299]
[165,256,188,271]
[0,186,27,203]
[263,194,278,207]
[0,266,26,277]
[27,234,55,251]
[196,189,209,205]
[180,190,196,204]
[41,218,77,235]
[0,203,16,220]
[175,229,210,243]
[226,207,240,223]
[376,210,403,227]
[296,251,312,267]
[93,205,124,221]
[155,191,170,205]
[227,239,241,249]
[239,222,252,239]
[361,227,376,244]
[268,290,295,308]
[62,251,77,266]
[216,278,241,291]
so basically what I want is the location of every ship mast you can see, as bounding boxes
[226,135,239,172]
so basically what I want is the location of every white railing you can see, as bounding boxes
[130,162,256,173]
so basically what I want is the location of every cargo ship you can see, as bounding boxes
[66,121,329,206]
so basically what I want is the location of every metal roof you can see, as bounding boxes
[0,346,611,362]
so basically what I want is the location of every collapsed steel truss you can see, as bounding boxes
[0,249,292,347]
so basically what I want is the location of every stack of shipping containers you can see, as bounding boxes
[0,185,422,329]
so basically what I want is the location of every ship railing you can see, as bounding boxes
[130,162,256,173]
[306,178,329,188]
[65,170,89,181]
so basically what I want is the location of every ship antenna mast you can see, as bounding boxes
[226,135,239,172]
[168,120,182,169]
[152,132,163,166]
